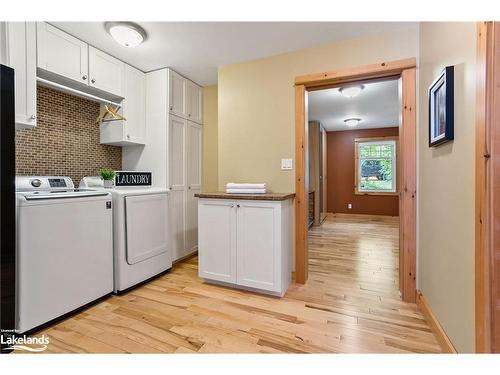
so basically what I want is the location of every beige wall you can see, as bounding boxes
[218,26,419,192]
[418,22,476,353]
[202,85,218,191]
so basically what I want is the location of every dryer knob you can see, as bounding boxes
[31,179,42,188]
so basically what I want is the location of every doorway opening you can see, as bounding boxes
[306,77,401,300]
[294,58,417,303]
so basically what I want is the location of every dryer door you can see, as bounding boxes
[125,193,169,265]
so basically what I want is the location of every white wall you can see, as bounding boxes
[418,22,476,353]
[218,26,419,192]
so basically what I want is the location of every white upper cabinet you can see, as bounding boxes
[186,80,202,124]
[100,64,145,146]
[168,69,203,124]
[36,22,88,85]
[37,23,124,98]
[88,46,124,97]
[2,22,37,129]
[122,65,145,143]
[168,70,186,118]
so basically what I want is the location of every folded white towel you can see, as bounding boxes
[226,182,266,190]
[226,188,266,194]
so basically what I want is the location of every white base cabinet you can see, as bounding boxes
[198,198,293,296]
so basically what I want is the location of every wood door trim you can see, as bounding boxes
[294,59,417,304]
[295,84,308,284]
[475,21,500,353]
[295,58,416,88]
[399,68,417,302]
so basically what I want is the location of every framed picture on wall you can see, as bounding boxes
[428,65,454,147]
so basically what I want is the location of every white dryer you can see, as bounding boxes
[80,176,172,293]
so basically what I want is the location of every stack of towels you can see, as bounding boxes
[226,182,267,194]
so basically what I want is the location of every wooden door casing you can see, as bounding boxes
[294,58,417,304]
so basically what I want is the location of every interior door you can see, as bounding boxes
[36,22,88,85]
[169,115,186,260]
[169,70,186,118]
[125,194,168,264]
[88,46,124,97]
[198,200,236,283]
[236,201,279,292]
[186,121,202,253]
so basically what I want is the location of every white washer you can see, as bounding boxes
[16,176,113,333]
[80,176,172,293]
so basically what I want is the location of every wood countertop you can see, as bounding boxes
[195,192,296,201]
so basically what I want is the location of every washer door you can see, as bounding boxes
[125,193,169,265]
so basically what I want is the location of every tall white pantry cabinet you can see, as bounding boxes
[122,68,203,262]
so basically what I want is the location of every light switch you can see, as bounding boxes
[281,158,293,170]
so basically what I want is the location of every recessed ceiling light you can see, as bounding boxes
[339,85,364,98]
[344,118,361,127]
[105,22,147,48]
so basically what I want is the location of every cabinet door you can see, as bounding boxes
[88,46,124,97]
[187,121,202,190]
[123,64,145,143]
[186,80,202,124]
[198,200,237,283]
[168,70,186,118]
[36,22,88,85]
[6,22,37,129]
[169,115,186,260]
[186,121,202,252]
[236,201,280,292]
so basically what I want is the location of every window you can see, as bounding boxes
[355,138,398,195]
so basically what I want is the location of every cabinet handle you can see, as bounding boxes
[188,113,191,117]
[126,134,130,140]
[230,204,234,208]
[237,204,240,208]
[91,78,96,84]
[188,186,191,190]
[30,115,36,120]
[169,106,173,110]
[82,75,87,80]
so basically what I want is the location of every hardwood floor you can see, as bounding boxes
[26,213,442,353]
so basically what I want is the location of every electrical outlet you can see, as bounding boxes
[347,203,352,209]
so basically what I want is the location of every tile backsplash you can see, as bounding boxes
[15,86,122,185]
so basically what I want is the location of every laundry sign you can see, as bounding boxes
[115,171,152,186]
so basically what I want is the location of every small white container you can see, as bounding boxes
[103,179,114,189]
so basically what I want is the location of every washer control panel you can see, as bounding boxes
[48,178,67,188]
[16,176,74,191]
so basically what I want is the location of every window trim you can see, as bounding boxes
[354,136,399,196]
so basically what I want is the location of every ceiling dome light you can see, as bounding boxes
[339,85,364,98]
[344,118,361,127]
[105,22,147,48]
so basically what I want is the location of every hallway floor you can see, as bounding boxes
[31,214,442,353]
